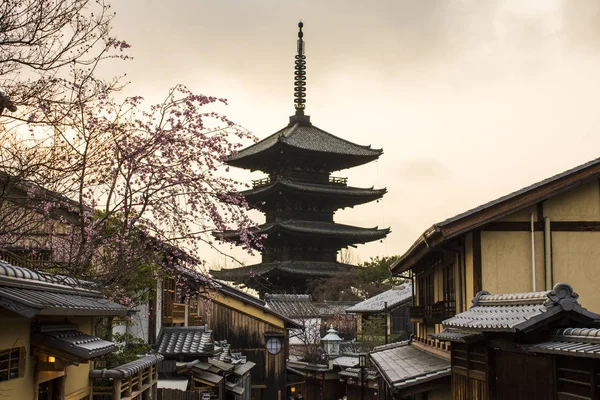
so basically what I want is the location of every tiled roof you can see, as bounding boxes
[346,283,413,313]
[242,179,386,206]
[429,330,483,344]
[89,354,164,378]
[369,341,450,390]
[442,283,600,333]
[332,356,359,368]
[527,328,600,358]
[0,286,130,317]
[32,325,116,361]
[212,261,359,280]
[156,326,216,357]
[339,368,378,380]
[228,121,382,162]
[265,294,318,318]
[0,260,129,317]
[220,220,390,242]
[314,301,359,317]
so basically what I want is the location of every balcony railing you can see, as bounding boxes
[409,300,456,323]
[252,177,271,188]
[329,176,348,185]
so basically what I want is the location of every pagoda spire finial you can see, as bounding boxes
[294,21,306,115]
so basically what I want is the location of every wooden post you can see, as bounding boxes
[113,378,122,399]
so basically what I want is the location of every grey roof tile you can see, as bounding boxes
[369,342,450,389]
[221,220,389,242]
[346,283,412,313]
[442,283,600,333]
[228,122,382,162]
[156,327,216,357]
[0,286,130,317]
[242,179,386,203]
[265,294,318,318]
[89,354,164,378]
[429,329,483,343]
[32,326,116,360]
[212,261,360,280]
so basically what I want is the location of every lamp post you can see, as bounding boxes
[359,353,367,400]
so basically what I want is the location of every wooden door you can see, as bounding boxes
[495,350,555,400]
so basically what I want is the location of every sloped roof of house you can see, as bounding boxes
[265,294,318,318]
[369,341,450,391]
[156,326,217,357]
[346,283,413,314]
[527,327,600,358]
[437,283,600,338]
[0,259,129,318]
[32,324,116,361]
[89,354,164,378]
[392,156,600,274]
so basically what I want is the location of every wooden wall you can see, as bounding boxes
[201,299,287,400]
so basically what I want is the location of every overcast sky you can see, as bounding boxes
[110,0,600,267]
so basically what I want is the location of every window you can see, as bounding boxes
[0,347,24,382]
[266,337,282,355]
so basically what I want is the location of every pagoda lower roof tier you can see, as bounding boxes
[242,178,386,209]
[210,261,361,281]
[226,117,382,172]
[218,220,390,245]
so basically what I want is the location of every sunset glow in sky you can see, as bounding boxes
[110,0,600,267]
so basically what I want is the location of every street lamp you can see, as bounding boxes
[359,354,367,400]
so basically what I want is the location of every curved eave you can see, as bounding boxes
[217,221,390,245]
[211,261,361,280]
[227,142,382,173]
[241,180,386,208]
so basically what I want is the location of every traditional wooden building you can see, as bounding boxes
[433,283,600,400]
[347,283,413,344]
[0,259,132,399]
[388,157,600,398]
[134,262,301,400]
[212,22,388,295]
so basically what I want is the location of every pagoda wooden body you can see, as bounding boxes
[212,114,389,295]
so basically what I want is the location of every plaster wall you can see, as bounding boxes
[481,231,545,294]
[543,180,600,221]
[553,231,600,310]
[428,386,452,400]
[0,314,33,399]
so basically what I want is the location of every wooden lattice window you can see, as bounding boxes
[0,347,24,382]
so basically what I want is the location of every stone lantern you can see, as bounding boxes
[321,325,343,357]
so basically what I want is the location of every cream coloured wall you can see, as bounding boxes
[0,313,34,399]
[552,231,600,311]
[497,205,539,222]
[544,180,600,221]
[481,231,545,294]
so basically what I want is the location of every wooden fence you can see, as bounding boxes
[157,388,201,400]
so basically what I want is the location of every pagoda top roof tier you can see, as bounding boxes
[242,178,386,209]
[218,220,390,245]
[210,260,361,281]
[227,115,383,172]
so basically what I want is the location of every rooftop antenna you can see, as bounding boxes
[294,21,306,115]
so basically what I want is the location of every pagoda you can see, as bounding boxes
[211,22,389,296]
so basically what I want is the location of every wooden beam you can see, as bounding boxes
[481,221,600,232]
[473,231,482,295]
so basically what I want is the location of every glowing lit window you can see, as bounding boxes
[266,337,282,355]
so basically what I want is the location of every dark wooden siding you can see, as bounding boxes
[203,300,287,400]
[495,350,555,400]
